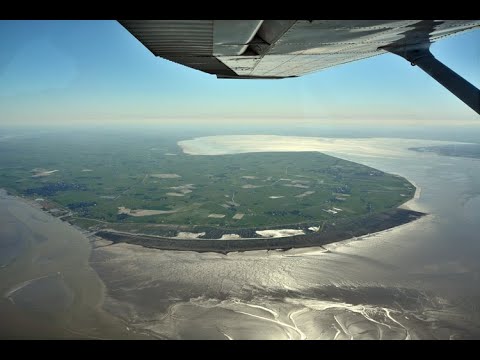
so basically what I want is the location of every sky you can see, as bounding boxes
[0,20,479,127]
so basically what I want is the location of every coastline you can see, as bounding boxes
[0,193,424,256]
[1,135,437,257]
[3,133,479,339]
[399,179,421,211]
[0,145,426,255]
[95,208,425,254]
[2,185,425,257]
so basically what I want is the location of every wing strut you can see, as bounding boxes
[386,45,480,115]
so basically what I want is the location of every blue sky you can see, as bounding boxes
[0,20,479,126]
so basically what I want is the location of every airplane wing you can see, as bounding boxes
[119,20,480,114]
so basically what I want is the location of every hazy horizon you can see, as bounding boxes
[0,20,479,127]
[2,121,480,145]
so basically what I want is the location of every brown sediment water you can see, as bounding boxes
[2,135,480,339]
[89,136,480,339]
[0,189,151,339]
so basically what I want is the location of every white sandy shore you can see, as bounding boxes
[398,179,422,211]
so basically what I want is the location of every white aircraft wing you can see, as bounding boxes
[119,20,480,114]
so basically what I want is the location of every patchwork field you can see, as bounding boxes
[0,131,417,243]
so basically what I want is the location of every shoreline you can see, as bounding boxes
[1,135,432,256]
[95,208,426,254]
[2,188,425,256]
[0,134,426,255]
[399,179,421,211]
[1,161,425,255]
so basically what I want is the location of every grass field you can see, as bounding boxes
[0,131,415,233]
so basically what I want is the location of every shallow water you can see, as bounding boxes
[0,190,149,339]
[90,137,480,339]
[2,136,480,339]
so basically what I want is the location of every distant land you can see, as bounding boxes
[0,132,424,252]
[410,143,480,159]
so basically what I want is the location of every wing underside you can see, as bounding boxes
[119,20,480,79]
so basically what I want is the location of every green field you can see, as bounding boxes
[0,131,415,234]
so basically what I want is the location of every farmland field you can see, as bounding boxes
[0,130,417,246]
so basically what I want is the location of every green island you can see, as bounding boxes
[0,132,423,253]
